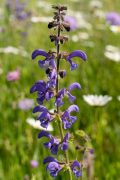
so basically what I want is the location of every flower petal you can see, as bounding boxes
[67,105,79,113]
[38,130,51,138]
[32,49,47,59]
[43,156,57,164]
[68,82,81,91]
[33,105,47,113]
[68,50,87,61]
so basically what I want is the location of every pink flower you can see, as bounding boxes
[6,69,20,81]
[18,98,34,110]
[30,160,39,168]
[64,16,78,30]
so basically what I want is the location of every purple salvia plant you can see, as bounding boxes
[30,5,88,179]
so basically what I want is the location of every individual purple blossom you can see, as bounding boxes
[55,88,66,107]
[61,132,70,151]
[18,98,34,110]
[106,12,120,25]
[47,162,61,178]
[30,160,39,168]
[43,156,58,164]
[55,83,81,107]
[32,49,56,69]
[38,130,59,155]
[67,82,81,103]
[47,68,57,88]
[43,156,61,178]
[6,69,20,81]
[30,80,54,104]
[66,50,87,70]
[33,105,54,128]
[61,105,79,129]
[64,16,78,30]
[71,161,82,178]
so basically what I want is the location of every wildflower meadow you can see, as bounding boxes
[0,0,120,180]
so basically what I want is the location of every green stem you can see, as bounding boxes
[57,118,72,180]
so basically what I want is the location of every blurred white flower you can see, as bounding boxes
[104,45,120,62]
[93,9,105,18]
[83,95,112,106]
[89,0,103,9]
[26,118,53,131]
[117,96,120,101]
[0,46,28,57]
[31,16,52,23]
[0,46,19,54]
[37,1,51,11]
[71,32,89,42]
[110,25,120,33]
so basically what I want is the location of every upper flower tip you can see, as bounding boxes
[68,50,87,61]
[32,49,47,59]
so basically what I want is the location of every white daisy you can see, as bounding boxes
[0,46,28,57]
[104,45,120,62]
[83,95,112,106]
[31,16,52,23]
[26,118,53,131]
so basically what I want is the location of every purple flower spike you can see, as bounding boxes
[32,49,48,59]
[61,105,79,129]
[71,161,82,178]
[61,132,70,151]
[66,50,87,70]
[38,130,59,155]
[47,162,61,177]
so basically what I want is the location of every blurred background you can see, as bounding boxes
[0,0,120,179]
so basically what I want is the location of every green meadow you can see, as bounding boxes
[0,0,120,179]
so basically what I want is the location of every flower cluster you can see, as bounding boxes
[6,0,31,21]
[30,5,87,179]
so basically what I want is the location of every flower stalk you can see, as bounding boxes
[30,5,88,179]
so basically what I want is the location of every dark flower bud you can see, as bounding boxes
[75,145,80,150]
[46,68,51,74]
[59,70,66,78]
[48,21,58,29]
[52,5,59,10]
[60,6,67,11]
[62,22,70,31]
[50,35,57,42]
[52,5,67,11]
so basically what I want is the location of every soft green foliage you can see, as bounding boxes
[0,0,120,179]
